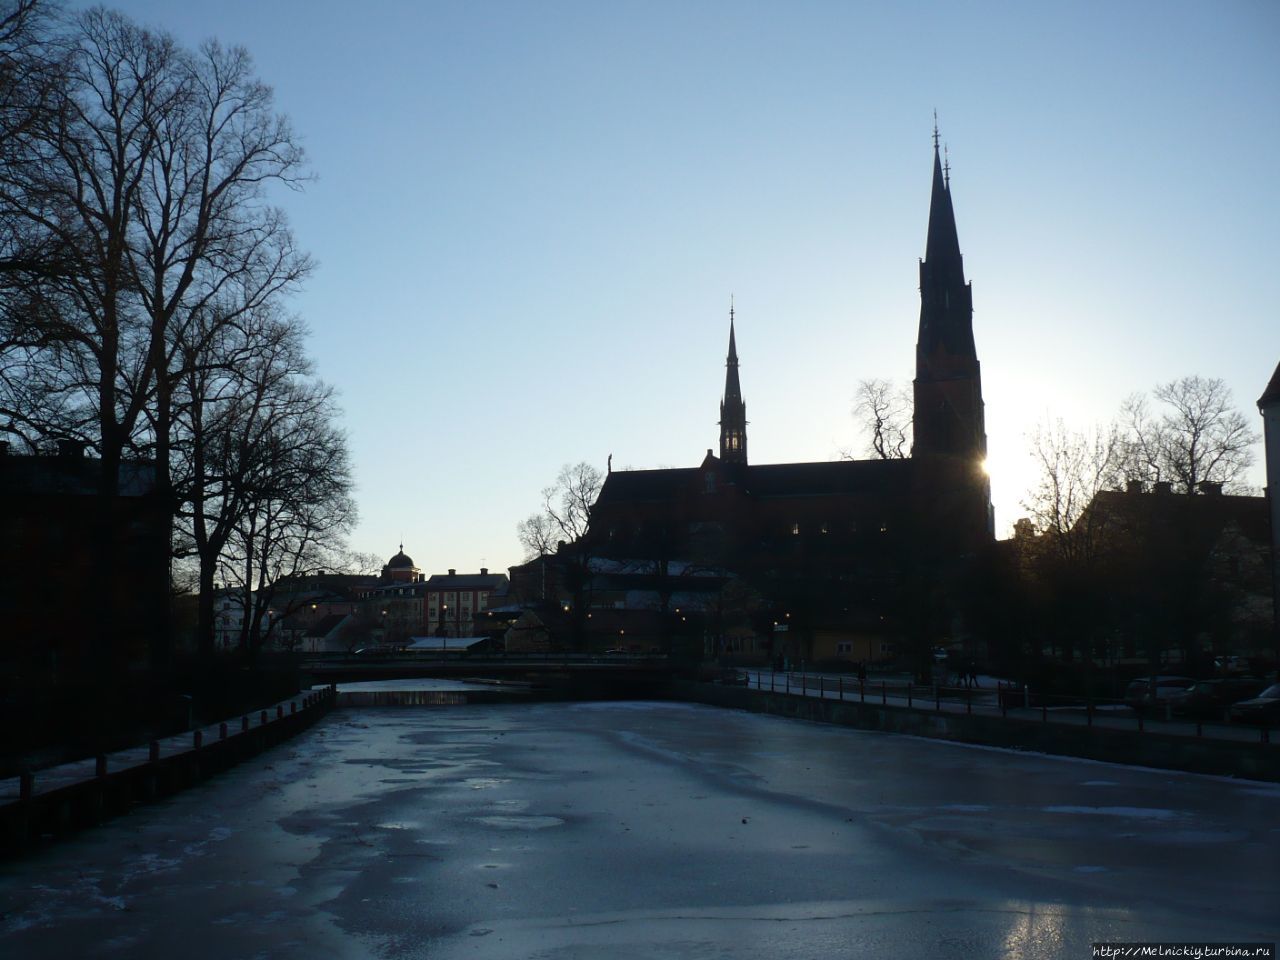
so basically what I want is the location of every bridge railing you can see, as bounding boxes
[301,651,672,665]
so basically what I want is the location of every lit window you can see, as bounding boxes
[790,523,800,536]
[820,522,829,534]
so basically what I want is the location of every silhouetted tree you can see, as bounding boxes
[516,461,603,648]
[1023,418,1125,566]
[847,378,911,460]
[0,6,314,670]
[1121,376,1258,494]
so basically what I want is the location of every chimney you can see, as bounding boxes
[1126,479,1145,495]
[1152,481,1172,495]
[448,568,456,576]
[480,567,488,575]
[1197,481,1223,496]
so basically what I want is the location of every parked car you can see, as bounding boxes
[1169,678,1266,720]
[1214,655,1249,676]
[1227,683,1280,725]
[1124,676,1195,714]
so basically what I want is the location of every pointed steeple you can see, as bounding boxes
[924,143,962,268]
[917,135,976,377]
[913,127,986,465]
[719,303,747,465]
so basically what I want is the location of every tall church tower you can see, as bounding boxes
[912,131,992,541]
[719,307,748,465]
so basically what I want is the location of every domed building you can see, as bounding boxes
[380,544,420,584]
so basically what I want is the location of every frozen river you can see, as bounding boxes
[0,700,1276,958]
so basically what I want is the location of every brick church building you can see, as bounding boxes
[535,137,994,664]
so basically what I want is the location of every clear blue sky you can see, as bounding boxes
[92,0,1280,575]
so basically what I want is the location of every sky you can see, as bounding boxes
[82,0,1280,576]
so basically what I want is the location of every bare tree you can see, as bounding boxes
[846,378,911,460]
[1022,418,1125,565]
[0,7,313,670]
[172,304,352,658]
[209,369,354,655]
[1121,376,1259,494]
[516,461,604,649]
[517,461,603,559]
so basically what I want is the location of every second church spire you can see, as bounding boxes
[719,303,747,464]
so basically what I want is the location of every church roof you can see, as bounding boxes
[596,458,911,504]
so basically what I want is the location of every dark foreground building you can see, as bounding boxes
[0,442,169,683]
[535,139,995,663]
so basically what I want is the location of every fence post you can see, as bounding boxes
[1000,683,1007,719]
[219,722,228,740]
[935,685,941,712]
[242,716,250,733]
[881,681,886,706]
[771,671,775,692]
[786,673,790,694]
[860,679,865,703]
[95,755,107,778]
[1041,702,1047,724]
[967,692,972,715]
[193,730,203,749]
[1087,699,1093,728]
[19,771,34,801]
[820,677,824,699]
[907,683,912,708]
[838,676,843,701]
[802,674,807,697]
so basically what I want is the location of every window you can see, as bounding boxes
[704,472,716,493]
[836,641,852,654]
[790,522,800,536]
[820,522,829,534]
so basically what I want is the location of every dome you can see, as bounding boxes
[386,546,415,569]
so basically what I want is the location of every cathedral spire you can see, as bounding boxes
[719,303,747,464]
[913,129,985,459]
[912,127,992,541]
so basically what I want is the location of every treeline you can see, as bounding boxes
[0,1,354,660]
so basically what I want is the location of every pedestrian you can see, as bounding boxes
[967,659,978,689]
[856,660,867,683]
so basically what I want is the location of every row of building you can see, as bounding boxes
[212,549,512,653]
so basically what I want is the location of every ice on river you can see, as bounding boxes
[0,699,1275,959]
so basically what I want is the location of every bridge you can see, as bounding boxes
[299,651,679,688]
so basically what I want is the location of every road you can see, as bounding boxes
[0,700,1275,958]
